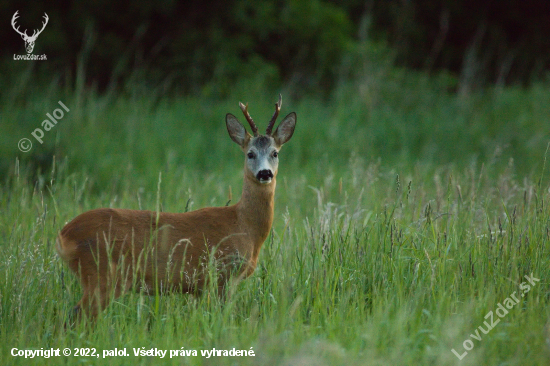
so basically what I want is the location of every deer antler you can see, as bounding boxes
[30,13,49,39]
[266,94,282,136]
[11,11,28,38]
[11,11,48,41]
[239,102,259,136]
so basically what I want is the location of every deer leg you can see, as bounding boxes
[65,257,112,326]
[64,276,98,328]
[216,253,250,303]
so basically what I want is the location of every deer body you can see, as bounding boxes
[56,96,296,322]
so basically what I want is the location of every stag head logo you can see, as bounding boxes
[11,11,49,54]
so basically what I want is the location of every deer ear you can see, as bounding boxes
[273,112,296,146]
[226,113,251,149]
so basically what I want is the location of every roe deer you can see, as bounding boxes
[56,95,296,322]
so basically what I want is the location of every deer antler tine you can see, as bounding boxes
[266,94,282,136]
[11,11,27,37]
[239,102,259,136]
[34,13,49,37]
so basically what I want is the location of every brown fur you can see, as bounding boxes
[56,173,276,321]
[57,97,296,323]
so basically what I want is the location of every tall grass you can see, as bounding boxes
[1,146,549,364]
[2,70,550,189]
[1,73,550,364]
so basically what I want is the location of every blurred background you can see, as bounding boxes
[1,0,550,191]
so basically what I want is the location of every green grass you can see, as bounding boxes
[1,74,550,364]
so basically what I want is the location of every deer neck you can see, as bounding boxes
[236,173,276,253]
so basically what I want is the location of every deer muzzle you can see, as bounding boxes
[256,169,273,183]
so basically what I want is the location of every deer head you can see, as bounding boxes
[226,95,296,185]
[12,11,49,54]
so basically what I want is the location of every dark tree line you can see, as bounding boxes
[2,0,549,95]
[364,0,550,86]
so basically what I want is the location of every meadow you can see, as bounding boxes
[1,72,550,365]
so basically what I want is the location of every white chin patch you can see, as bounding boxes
[258,178,272,184]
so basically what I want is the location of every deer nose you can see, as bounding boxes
[256,169,273,182]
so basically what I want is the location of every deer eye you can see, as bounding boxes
[272,151,278,158]
[247,152,255,159]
